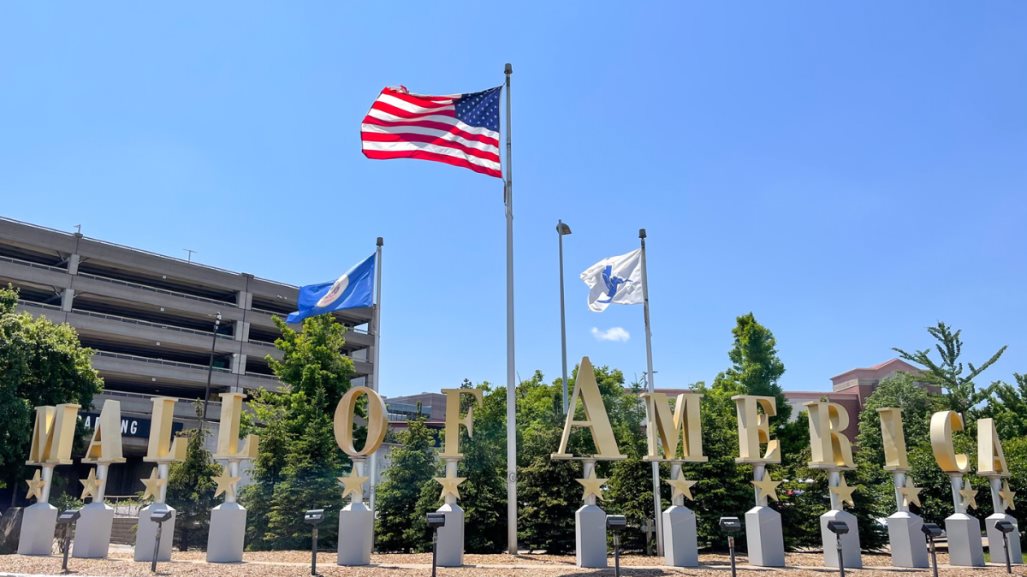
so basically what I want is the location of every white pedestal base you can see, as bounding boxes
[744,505,784,567]
[886,511,928,568]
[17,503,57,556]
[337,503,372,566]
[435,503,464,567]
[662,505,698,567]
[820,509,861,569]
[945,513,984,567]
[986,514,1022,566]
[576,503,607,568]
[73,502,113,559]
[134,505,175,562]
[206,502,246,563]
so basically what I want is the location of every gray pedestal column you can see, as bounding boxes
[338,503,373,565]
[662,505,698,567]
[73,501,114,559]
[745,506,784,567]
[945,475,984,567]
[17,502,57,556]
[135,505,175,562]
[435,503,465,567]
[207,502,247,563]
[820,509,861,568]
[576,503,607,568]
[986,514,1022,566]
[886,512,928,568]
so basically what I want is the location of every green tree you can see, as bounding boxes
[0,285,103,499]
[713,312,790,423]
[241,313,357,549]
[894,322,1006,416]
[983,373,1027,440]
[456,381,507,553]
[166,415,220,551]
[375,417,438,552]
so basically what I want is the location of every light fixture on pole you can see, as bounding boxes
[304,509,325,576]
[719,516,743,577]
[149,507,173,573]
[427,512,446,577]
[606,515,626,577]
[827,520,849,577]
[201,311,222,428]
[995,520,1015,574]
[56,509,81,575]
[556,219,572,414]
[921,523,943,577]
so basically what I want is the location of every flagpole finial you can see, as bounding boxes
[639,228,647,239]
[505,63,513,75]
[377,237,384,247]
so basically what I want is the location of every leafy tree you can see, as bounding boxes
[894,322,1006,416]
[0,285,103,499]
[166,414,220,551]
[983,373,1027,440]
[241,313,357,549]
[456,381,507,553]
[375,417,438,552]
[712,313,790,423]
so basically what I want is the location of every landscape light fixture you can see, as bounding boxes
[606,515,627,577]
[427,512,446,577]
[148,506,173,573]
[719,517,743,577]
[921,522,943,577]
[56,509,81,575]
[995,520,1015,574]
[304,509,325,576]
[826,521,850,577]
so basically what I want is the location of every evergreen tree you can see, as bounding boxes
[983,373,1027,439]
[166,415,220,551]
[894,322,1006,416]
[375,417,438,552]
[713,312,790,423]
[458,382,508,553]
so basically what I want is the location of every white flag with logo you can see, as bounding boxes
[580,249,644,312]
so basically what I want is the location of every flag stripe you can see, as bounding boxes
[363,148,502,178]
[361,86,503,179]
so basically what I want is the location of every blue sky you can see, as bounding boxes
[2,2,1026,397]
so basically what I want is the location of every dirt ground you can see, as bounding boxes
[1,548,1024,577]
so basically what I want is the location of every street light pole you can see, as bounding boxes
[201,311,222,430]
[556,220,572,414]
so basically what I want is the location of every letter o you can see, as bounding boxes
[333,386,388,457]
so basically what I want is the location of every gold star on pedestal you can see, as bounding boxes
[339,470,369,500]
[140,467,166,501]
[25,470,45,501]
[666,477,698,501]
[830,475,857,508]
[577,471,607,502]
[79,468,100,500]
[212,465,240,500]
[752,475,782,503]
[435,476,466,500]
[999,480,1016,512]
[959,486,978,510]
[898,478,922,508]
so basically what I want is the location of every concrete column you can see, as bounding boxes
[61,288,75,312]
[68,253,80,274]
[231,353,246,375]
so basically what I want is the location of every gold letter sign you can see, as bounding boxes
[144,397,187,463]
[641,392,706,462]
[214,392,259,460]
[977,418,1009,476]
[27,404,80,465]
[440,388,483,458]
[930,410,970,473]
[877,407,909,471]
[733,395,780,464]
[83,400,126,464]
[552,356,625,460]
[805,400,855,469]
[333,386,388,457]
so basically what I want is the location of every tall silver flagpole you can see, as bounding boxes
[639,228,664,556]
[557,220,572,414]
[368,237,384,534]
[503,62,518,555]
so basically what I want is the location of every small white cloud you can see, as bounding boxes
[591,326,630,343]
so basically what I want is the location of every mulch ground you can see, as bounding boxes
[1,549,1023,576]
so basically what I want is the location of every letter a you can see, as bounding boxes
[552,356,625,460]
[83,400,126,464]
[977,418,1009,476]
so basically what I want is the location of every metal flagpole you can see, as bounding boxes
[639,228,664,556]
[368,237,384,534]
[557,220,571,414]
[504,62,518,555]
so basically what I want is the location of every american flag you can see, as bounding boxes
[361,86,503,179]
